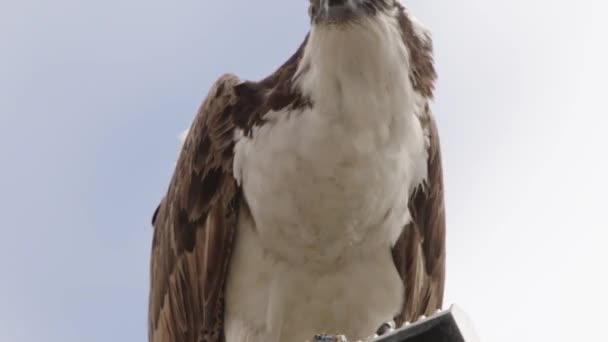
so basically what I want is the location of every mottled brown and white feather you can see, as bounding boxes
[391,3,446,326]
[149,42,310,342]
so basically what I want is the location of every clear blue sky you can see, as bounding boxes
[1,1,606,341]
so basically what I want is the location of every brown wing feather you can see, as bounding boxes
[392,110,446,325]
[148,74,243,342]
[148,38,310,342]
[392,5,446,325]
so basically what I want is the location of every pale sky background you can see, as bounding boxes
[1,1,607,341]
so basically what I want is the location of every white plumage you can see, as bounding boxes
[226,11,429,342]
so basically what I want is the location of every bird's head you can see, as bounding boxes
[308,0,397,25]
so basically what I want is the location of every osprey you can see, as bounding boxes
[148,1,446,341]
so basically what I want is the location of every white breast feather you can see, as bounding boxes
[226,12,429,342]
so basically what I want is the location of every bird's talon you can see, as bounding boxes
[374,320,396,336]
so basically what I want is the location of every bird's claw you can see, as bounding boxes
[312,334,348,342]
[374,320,396,337]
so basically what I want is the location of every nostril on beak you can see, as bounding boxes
[327,0,347,7]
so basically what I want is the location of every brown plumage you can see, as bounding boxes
[392,106,446,325]
[391,5,446,325]
[148,4,445,342]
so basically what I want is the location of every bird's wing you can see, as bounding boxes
[392,108,446,324]
[392,5,446,325]
[148,74,244,342]
[148,36,309,342]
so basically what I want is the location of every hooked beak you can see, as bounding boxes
[316,0,360,23]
